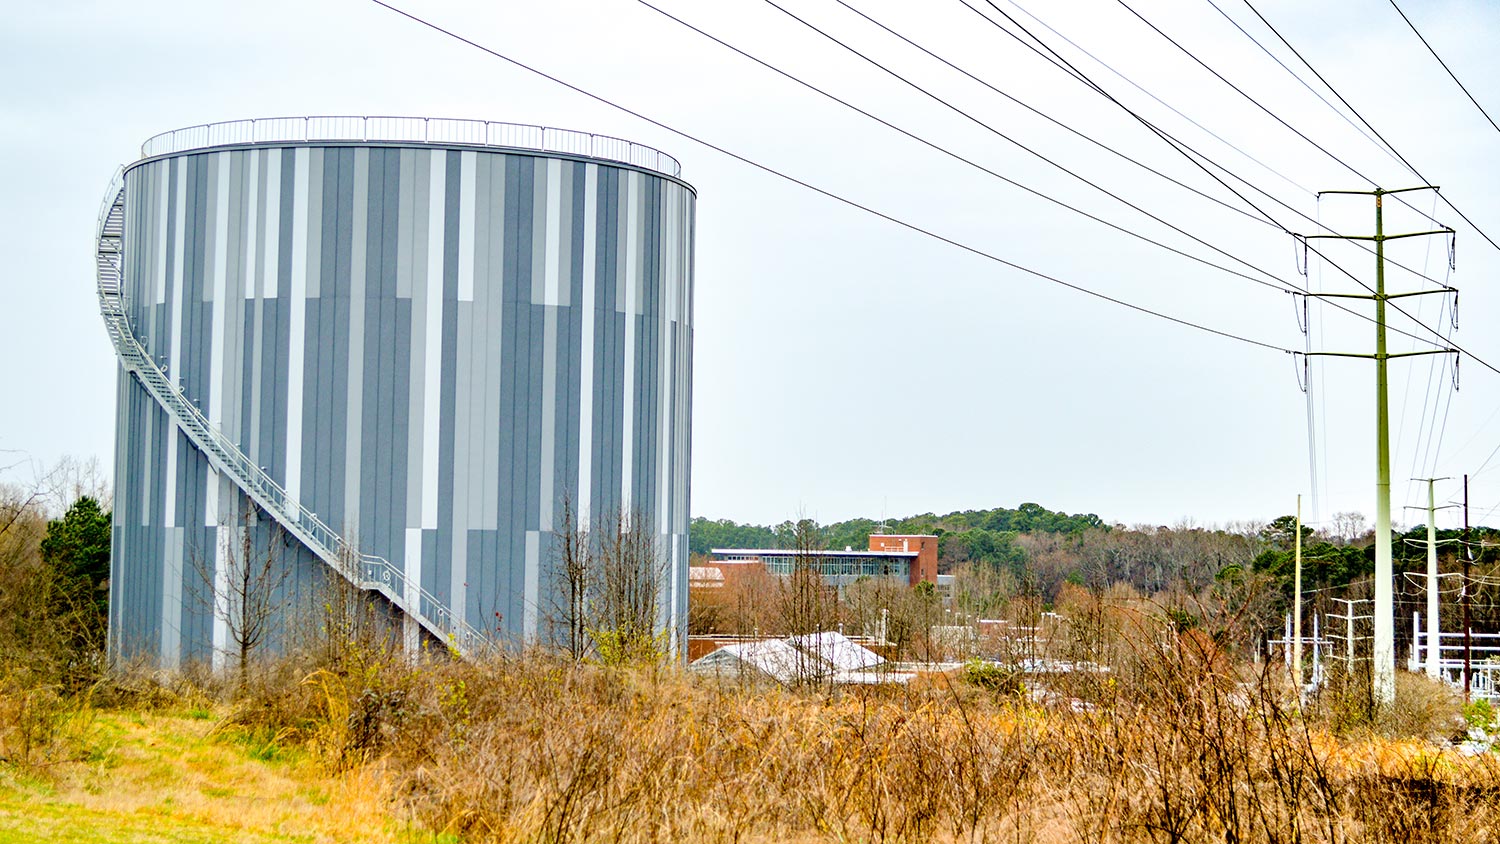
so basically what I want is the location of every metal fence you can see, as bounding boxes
[139,116,682,178]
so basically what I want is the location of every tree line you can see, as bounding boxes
[694,502,1500,648]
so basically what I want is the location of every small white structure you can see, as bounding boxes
[690,639,828,685]
[787,631,884,671]
[690,632,913,686]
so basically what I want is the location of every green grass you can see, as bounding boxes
[0,799,314,844]
[0,710,405,844]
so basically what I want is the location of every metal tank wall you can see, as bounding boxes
[108,140,695,667]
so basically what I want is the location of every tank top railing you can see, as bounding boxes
[139,116,681,179]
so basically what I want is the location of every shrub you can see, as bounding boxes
[959,658,1023,696]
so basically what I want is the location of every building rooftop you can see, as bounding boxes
[710,548,918,558]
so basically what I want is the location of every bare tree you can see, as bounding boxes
[549,494,594,660]
[1330,511,1370,546]
[297,538,391,671]
[195,492,291,691]
[774,518,839,688]
[590,507,668,665]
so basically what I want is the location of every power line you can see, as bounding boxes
[834,0,1456,353]
[961,0,1425,293]
[963,0,1499,377]
[1237,0,1500,255]
[363,0,1300,357]
[1113,0,1401,200]
[986,0,1454,294]
[1115,0,1457,241]
[834,0,1275,230]
[1386,0,1500,138]
[1397,210,1456,518]
[671,0,1466,373]
[987,0,1312,199]
[634,0,1296,296]
[1199,0,1411,174]
[961,0,1461,351]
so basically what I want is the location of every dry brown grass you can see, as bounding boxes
[6,633,1500,842]
[186,646,1498,844]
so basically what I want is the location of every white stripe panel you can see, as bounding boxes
[262,152,281,299]
[670,543,680,652]
[244,151,260,300]
[211,525,230,673]
[540,307,557,531]
[421,152,446,530]
[169,157,186,385]
[205,468,219,528]
[524,530,540,642]
[543,158,562,306]
[621,171,640,512]
[458,151,476,302]
[163,155,186,531]
[578,164,598,528]
[285,148,309,506]
[657,188,672,533]
[163,423,178,528]
[664,186,677,322]
[404,528,423,655]
[140,386,153,526]
[161,531,183,671]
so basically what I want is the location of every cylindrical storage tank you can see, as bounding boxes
[101,117,695,667]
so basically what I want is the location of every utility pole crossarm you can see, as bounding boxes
[1303,229,1454,243]
[1300,288,1455,300]
[1318,185,1440,197]
[1386,288,1458,300]
[1302,350,1455,360]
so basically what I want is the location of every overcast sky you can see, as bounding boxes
[3,0,1498,531]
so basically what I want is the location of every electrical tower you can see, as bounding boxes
[1298,186,1456,707]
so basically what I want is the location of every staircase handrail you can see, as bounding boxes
[95,176,487,658]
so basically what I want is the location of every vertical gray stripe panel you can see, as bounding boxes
[326,148,353,529]
[307,149,325,301]
[497,155,523,636]
[364,148,392,558]
[433,149,462,601]
[222,152,241,447]
[479,157,504,531]
[390,163,413,565]
[405,149,429,531]
[302,152,325,518]
[346,148,368,537]
[377,148,406,563]
[465,154,488,533]
[272,149,297,484]
[560,162,585,507]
